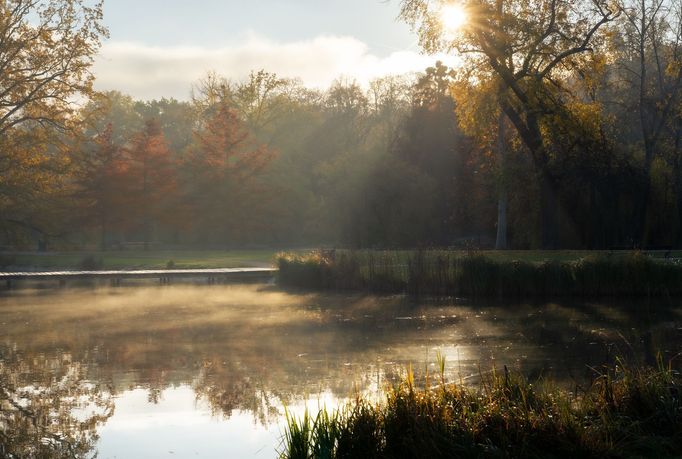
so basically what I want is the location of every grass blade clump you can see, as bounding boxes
[336,400,383,459]
[279,360,682,458]
[281,408,312,459]
[311,408,339,459]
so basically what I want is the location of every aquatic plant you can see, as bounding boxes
[280,358,682,458]
[277,250,682,297]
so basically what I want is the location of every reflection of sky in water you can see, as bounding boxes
[97,387,281,458]
[1,285,681,457]
[98,387,352,458]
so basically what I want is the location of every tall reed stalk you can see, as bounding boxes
[277,251,682,297]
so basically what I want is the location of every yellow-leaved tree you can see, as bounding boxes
[400,0,619,248]
[0,0,107,246]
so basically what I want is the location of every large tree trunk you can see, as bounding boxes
[500,100,559,249]
[673,126,682,247]
[635,152,653,248]
[540,171,559,249]
[495,192,508,249]
[495,112,508,250]
[638,180,651,248]
[588,181,602,249]
[100,214,108,251]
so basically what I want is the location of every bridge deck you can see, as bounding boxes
[0,267,275,278]
[0,268,276,287]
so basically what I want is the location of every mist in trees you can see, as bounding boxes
[6,0,682,250]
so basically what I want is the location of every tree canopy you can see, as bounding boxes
[0,0,107,243]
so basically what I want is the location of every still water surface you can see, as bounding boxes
[1,284,681,458]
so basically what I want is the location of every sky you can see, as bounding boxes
[93,0,457,100]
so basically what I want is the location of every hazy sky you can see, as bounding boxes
[93,0,456,100]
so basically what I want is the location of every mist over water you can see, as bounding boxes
[1,284,681,457]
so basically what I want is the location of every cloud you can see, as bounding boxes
[92,35,459,100]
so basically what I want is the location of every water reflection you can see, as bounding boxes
[0,348,114,458]
[0,285,681,457]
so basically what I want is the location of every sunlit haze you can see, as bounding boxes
[3,0,682,456]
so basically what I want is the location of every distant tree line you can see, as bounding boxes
[56,68,484,249]
[5,0,682,250]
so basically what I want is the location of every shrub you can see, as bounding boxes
[78,255,102,270]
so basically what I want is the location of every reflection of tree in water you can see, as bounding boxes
[0,348,114,459]
[0,286,681,441]
[192,360,280,425]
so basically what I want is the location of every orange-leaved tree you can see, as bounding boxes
[75,124,132,249]
[123,119,178,249]
[183,104,275,244]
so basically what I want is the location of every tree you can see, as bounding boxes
[81,91,143,146]
[400,0,619,247]
[451,74,514,248]
[134,98,197,155]
[125,119,178,249]
[192,70,301,142]
[615,0,682,244]
[0,347,114,458]
[0,0,106,135]
[393,62,479,245]
[75,124,128,249]
[182,103,275,244]
[0,0,107,241]
[367,75,412,146]
[323,78,370,152]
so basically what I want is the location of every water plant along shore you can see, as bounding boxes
[277,251,682,297]
[280,357,682,459]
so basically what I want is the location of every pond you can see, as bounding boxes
[1,284,681,458]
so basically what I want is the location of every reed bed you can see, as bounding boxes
[276,250,682,297]
[279,357,682,458]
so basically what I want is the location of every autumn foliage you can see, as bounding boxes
[72,101,276,248]
[182,104,276,243]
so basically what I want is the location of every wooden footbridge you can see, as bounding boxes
[0,267,277,289]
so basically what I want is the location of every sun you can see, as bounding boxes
[441,3,468,33]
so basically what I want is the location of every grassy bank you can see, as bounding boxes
[276,250,682,297]
[0,249,280,270]
[280,358,682,458]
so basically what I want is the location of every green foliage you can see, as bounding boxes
[281,360,682,458]
[311,409,340,459]
[281,409,312,459]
